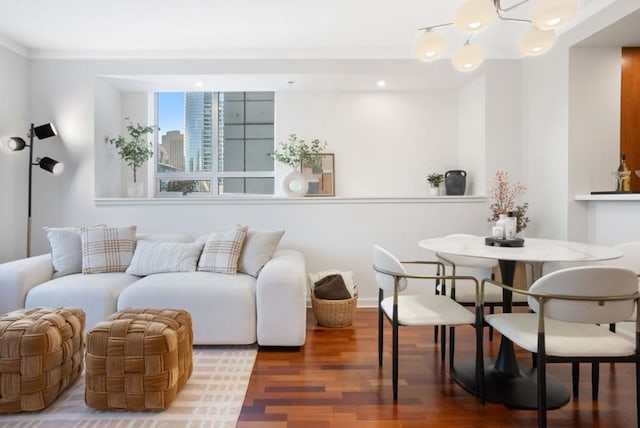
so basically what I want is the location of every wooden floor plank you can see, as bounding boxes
[238,308,637,427]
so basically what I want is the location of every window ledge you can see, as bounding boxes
[95,195,487,206]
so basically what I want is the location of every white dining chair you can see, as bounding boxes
[480,265,640,428]
[373,245,482,401]
[435,234,528,365]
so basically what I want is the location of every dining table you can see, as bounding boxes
[418,235,623,409]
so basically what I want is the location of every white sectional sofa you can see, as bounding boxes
[0,227,307,347]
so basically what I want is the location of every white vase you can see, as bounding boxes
[127,182,144,197]
[429,186,439,196]
[281,167,308,197]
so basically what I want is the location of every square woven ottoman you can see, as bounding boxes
[106,308,193,390]
[85,309,190,411]
[0,307,86,413]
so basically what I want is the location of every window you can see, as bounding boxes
[155,91,275,196]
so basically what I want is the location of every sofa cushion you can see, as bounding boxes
[117,271,257,345]
[81,226,137,274]
[25,273,140,329]
[238,229,285,278]
[197,226,248,274]
[125,240,204,276]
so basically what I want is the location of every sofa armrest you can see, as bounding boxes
[256,249,307,347]
[0,254,53,315]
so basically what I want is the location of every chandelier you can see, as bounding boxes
[413,0,580,71]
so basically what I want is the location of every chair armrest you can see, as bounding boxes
[256,249,307,347]
[0,254,53,314]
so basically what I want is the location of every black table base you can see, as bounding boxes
[453,358,571,409]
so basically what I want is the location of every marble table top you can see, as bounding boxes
[418,235,623,263]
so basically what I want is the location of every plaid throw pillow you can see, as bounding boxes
[81,226,137,274]
[197,226,248,274]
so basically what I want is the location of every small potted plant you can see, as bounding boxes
[268,134,327,196]
[427,173,444,196]
[106,118,156,197]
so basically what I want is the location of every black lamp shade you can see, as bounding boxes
[8,137,27,151]
[33,123,57,140]
[38,156,64,175]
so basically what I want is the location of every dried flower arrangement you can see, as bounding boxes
[487,170,530,233]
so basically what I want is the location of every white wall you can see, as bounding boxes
[0,46,29,262]
[568,47,622,242]
[11,57,527,304]
[275,90,459,197]
[458,75,486,196]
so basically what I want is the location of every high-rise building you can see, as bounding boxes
[185,92,214,172]
[160,130,185,171]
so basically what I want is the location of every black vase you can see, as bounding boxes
[445,170,466,195]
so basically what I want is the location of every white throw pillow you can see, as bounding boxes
[125,240,204,276]
[238,229,285,277]
[308,270,356,297]
[44,225,105,278]
[197,226,248,274]
[43,226,83,278]
[81,226,137,274]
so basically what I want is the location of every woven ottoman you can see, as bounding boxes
[0,307,86,413]
[105,308,193,390]
[85,308,193,411]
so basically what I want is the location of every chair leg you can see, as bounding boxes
[636,359,640,427]
[392,318,399,401]
[592,362,599,401]
[434,325,439,343]
[488,305,495,342]
[449,326,455,370]
[476,305,486,404]
[378,318,383,368]
[572,362,579,397]
[440,324,447,363]
[378,289,384,368]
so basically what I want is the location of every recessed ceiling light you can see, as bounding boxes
[377,80,386,88]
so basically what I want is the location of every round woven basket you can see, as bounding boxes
[311,287,357,328]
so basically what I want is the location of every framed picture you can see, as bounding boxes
[302,153,335,197]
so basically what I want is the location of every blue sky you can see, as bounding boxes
[157,92,185,134]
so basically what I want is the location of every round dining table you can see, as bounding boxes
[418,235,623,409]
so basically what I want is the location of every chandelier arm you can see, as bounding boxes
[494,0,532,13]
[418,22,454,31]
[496,11,532,25]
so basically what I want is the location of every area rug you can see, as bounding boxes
[0,346,257,428]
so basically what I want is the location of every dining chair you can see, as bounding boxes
[435,234,528,362]
[479,265,640,428]
[573,241,640,400]
[372,244,482,401]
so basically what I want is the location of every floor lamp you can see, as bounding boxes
[1,123,63,257]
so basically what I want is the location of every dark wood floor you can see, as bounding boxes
[238,308,637,427]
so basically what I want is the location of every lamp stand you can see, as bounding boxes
[27,123,35,257]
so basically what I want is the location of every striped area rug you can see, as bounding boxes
[0,346,257,428]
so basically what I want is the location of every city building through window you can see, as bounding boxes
[156,91,275,196]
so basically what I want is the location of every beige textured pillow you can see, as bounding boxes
[197,226,248,274]
[237,229,285,277]
[126,240,204,276]
[81,226,137,274]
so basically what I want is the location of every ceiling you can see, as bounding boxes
[0,0,607,59]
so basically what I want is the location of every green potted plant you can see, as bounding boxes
[268,134,327,196]
[427,173,444,196]
[106,118,156,197]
